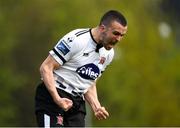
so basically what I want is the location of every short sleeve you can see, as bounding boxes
[49,30,78,65]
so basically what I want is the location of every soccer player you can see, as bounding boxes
[35,10,127,127]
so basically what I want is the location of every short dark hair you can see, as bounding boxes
[99,10,127,27]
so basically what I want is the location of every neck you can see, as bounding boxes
[91,27,101,44]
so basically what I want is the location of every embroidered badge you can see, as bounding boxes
[56,114,63,126]
[57,40,70,55]
[99,57,106,64]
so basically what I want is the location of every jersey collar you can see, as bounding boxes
[89,29,103,52]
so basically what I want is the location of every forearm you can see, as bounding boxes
[39,55,73,111]
[84,83,101,112]
[40,65,61,102]
[84,82,109,120]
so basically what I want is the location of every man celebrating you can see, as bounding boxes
[35,10,127,127]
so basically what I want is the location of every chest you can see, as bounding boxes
[64,48,108,73]
[73,48,107,67]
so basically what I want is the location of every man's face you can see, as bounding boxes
[100,21,127,50]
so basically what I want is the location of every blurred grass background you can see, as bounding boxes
[0,0,180,126]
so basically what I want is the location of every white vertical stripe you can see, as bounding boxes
[44,114,50,128]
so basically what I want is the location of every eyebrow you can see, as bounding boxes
[113,31,125,36]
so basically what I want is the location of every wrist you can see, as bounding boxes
[52,95,62,103]
[92,103,101,113]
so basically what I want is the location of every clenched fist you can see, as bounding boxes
[56,97,73,111]
[94,106,109,120]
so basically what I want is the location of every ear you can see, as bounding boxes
[99,24,106,31]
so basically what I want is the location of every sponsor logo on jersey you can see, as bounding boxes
[76,63,100,80]
[83,50,94,57]
[57,40,70,55]
[83,53,89,56]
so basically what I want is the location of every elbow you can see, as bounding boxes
[39,64,44,75]
[39,64,53,82]
[39,64,49,76]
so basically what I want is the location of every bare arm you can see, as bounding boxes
[84,82,109,120]
[40,55,73,111]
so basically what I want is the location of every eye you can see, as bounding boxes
[113,31,120,36]
[113,31,125,37]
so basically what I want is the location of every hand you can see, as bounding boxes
[56,97,73,111]
[94,106,109,120]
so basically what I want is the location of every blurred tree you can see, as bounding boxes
[0,0,28,126]
[159,0,180,46]
[0,0,180,127]
[94,0,180,126]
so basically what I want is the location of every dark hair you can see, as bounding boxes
[99,10,127,27]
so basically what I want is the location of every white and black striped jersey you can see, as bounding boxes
[49,28,114,94]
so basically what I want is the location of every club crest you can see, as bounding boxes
[56,114,63,126]
[99,57,106,64]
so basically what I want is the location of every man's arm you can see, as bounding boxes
[84,82,109,120]
[40,55,73,111]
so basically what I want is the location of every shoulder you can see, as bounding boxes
[108,48,114,59]
[73,28,90,37]
[99,47,114,59]
[105,48,114,64]
[57,28,90,44]
[68,28,90,49]
[99,47,114,64]
[56,28,90,53]
[62,28,90,44]
[65,28,90,38]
